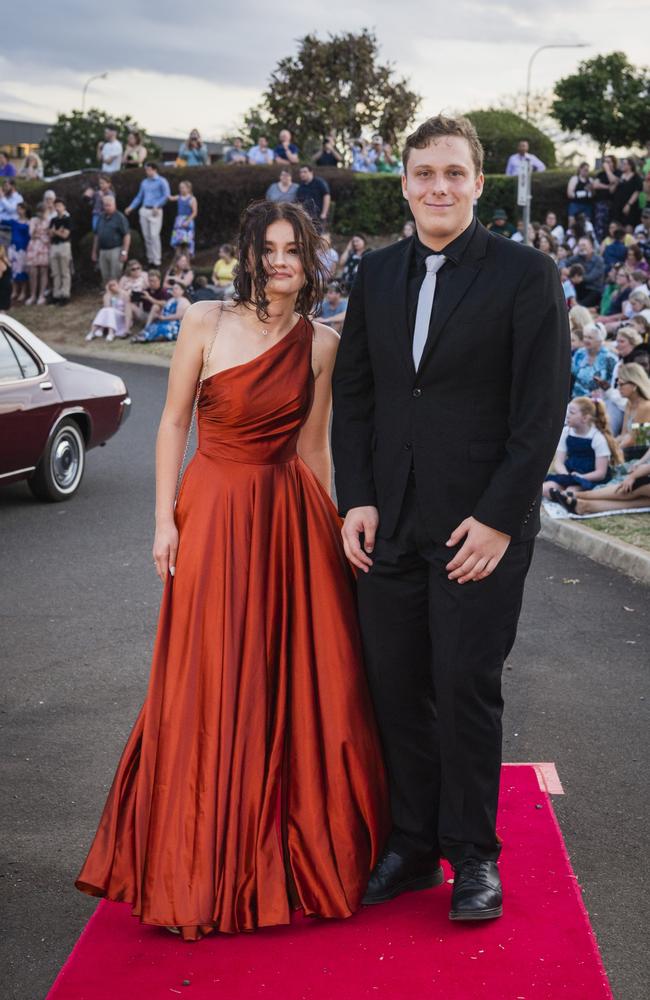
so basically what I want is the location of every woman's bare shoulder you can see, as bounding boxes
[310,320,340,374]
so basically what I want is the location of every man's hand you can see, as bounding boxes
[125,206,132,216]
[341,506,379,573]
[445,517,511,584]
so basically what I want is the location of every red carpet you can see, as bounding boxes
[48,766,612,999]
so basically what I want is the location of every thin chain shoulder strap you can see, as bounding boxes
[175,303,227,502]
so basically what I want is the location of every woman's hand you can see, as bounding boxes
[616,474,637,494]
[153,520,179,582]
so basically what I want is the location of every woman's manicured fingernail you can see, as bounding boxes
[169,566,175,577]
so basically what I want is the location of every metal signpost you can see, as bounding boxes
[518,159,532,245]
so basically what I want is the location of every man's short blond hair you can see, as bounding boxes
[402,115,484,176]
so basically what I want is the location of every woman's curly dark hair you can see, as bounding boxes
[233,200,329,322]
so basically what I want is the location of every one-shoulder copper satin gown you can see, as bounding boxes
[76,317,390,940]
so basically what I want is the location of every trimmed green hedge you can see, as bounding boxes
[16,165,573,250]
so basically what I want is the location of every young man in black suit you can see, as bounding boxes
[332,116,570,921]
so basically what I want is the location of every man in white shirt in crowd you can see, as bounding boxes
[0,179,24,222]
[97,125,123,174]
[247,136,274,166]
[505,139,545,176]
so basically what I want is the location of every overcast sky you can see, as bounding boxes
[2,0,649,140]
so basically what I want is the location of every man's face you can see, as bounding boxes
[103,198,116,214]
[258,137,268,149]
[547,213,557,227]
[616,271,628,288]
[402,136,483,247]
[299,167,312,183]
[518,141,529,155]
[279,130,291,144]
[145,165,155,178]
[326,287,340,305]
[105,129,116,142]
[578,238,591,256]
[0,154,6,166]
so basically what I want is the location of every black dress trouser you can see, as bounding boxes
[356,476,535,866]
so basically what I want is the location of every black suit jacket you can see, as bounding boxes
[331,223,571,542]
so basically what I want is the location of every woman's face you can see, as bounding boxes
[351,235,365,253]
[107,280,118,293]
[582,330,600,351]
[179,182,189,196]
[621,158,631,173]
[260,219,305,298]
[631,298,644,314]
[127,134,136,147]
[176,255,189,270]
[616,334,633,357]
[539,235,551,253]
[618,378,635,398]
[172,282,184,297]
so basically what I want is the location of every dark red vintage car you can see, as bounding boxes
[0,316,131,501]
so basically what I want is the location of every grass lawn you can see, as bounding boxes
[581,513,650,554]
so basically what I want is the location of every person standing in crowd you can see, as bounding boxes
[319,280,348,332]
[122,131,148,169]
[125,162,170,268]
[9,201,30,304]
[567,162,593,225]
[42,190,57,222]
[612,157,643,229]
[49,197,73,306]
[350,139,373,173]
[177,130,209,167]
[210,243,237,299]
[296,165,330,229]
[338,233,368,292]
[0,245,11,313]
[17,153,44,180]
[591,155,620,242]
[566,235,605,307]
[93,195,131,283]
[313,136,343,168]
[266,168,298,203]
[505,139,545,175]
[273,129,300,165]
[84,174,115,233]
[486,209,514,238]
[25,202,51,305]
[0,152,16,177]
[224,138,248,165]
[138,268,167,319]
[0,179,24,222]
[247,136,274,165]
[97,125,123,174]
[169,179,198,257]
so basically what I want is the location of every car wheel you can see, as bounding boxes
[28,418,86,502]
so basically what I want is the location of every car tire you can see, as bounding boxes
[28,418,86,502]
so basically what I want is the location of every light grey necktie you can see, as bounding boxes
[412,254,446,371]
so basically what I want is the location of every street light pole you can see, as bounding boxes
[525,44,589,121]
[81,73,108,114]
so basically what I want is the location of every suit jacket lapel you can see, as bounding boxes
[418,222,489,373]
[390,236,416,378]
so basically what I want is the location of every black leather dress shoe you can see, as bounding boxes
[362,849,444,905]
[449,859,502,920]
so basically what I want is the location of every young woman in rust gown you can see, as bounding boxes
[76,201,389,940]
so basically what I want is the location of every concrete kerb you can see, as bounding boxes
[540,512,650,586]
[72,346,173,368]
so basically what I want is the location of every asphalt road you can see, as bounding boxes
[1,357,648,1000]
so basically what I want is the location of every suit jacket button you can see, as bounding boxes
[404,442,412,450]
[412,388,422,397]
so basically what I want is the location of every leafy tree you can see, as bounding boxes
[463,109,556,174]
[241,30,420,157]
[551,52,650,153]
[40,108,162,176]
